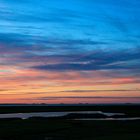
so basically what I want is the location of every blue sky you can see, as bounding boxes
[1,0,140,44]
[0,0,140,103]
[1,0,139,71]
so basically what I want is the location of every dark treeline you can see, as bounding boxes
[0,104,140,116]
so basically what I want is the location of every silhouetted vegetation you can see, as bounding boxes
[0,105,140,140]
[0,104,140,116]
[0,118,140,140]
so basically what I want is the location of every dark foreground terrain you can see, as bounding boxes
[0,104,140,115]
[0,104,140,140]
[0,119,140,140]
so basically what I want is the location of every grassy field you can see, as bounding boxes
[0,118,140,140]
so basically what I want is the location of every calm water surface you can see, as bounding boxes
[0,111,125,119]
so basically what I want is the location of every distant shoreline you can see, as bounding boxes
[0,103,140,106]
[0,104,140,116]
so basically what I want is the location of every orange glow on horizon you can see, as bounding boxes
[0,67,140,104]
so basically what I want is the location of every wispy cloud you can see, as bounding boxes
[59,89,140,93]
[0,0,140,103]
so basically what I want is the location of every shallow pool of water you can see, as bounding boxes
[75,117,140,121]
[0,111,124,119]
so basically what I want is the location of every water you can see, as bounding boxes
[75,118,140,121]
[0,111,124,119]
[0,111,140,120]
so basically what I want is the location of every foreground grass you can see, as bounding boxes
[0,119,140,140]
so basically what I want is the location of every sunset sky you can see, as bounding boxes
[0,0,140,104]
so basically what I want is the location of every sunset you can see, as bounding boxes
[0,0,140,104]
[0,1,140,140]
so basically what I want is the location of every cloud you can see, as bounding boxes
[30,96,140,101]
[0,0,140,103]
[29,45,140,75]
[59,89,140,93]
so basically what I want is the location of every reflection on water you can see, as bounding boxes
[75,118,140,121]
[0,111,140,120]
[0,111,124,119]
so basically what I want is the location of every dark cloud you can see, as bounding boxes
[30,45,140,74]
[34,96,140,101]
[59,89,140,93]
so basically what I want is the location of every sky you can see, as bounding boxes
[0,0,140,104]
